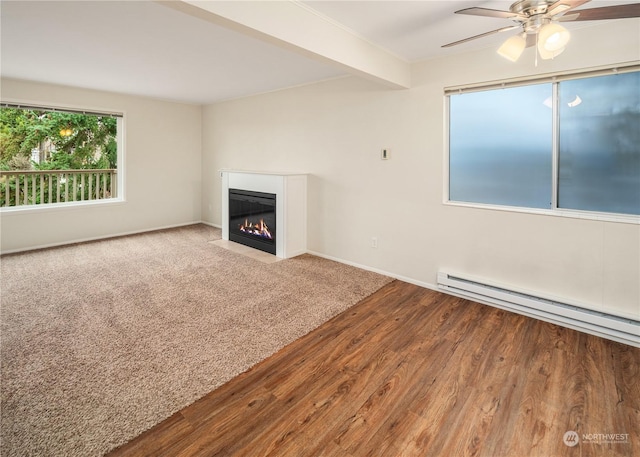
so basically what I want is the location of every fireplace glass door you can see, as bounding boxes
[228,189,276,255]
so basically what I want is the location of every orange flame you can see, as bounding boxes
[239,218,273,239]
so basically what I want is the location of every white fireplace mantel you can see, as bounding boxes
[221,170,307,259]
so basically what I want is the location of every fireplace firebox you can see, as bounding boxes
[228,188,276,255]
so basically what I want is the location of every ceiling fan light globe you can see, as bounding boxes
[539,23,570,52]
[497,33,526,62]
[538,43,566,60]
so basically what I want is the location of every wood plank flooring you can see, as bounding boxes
[107,280,640,457]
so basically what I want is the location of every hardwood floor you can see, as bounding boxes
[108,280,640,457]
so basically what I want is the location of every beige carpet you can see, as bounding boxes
[0,224,392,456]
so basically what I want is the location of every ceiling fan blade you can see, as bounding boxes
[455,7,526,20]
[442,26,520,48]
[546,0,591,17]
[556,13,581,21]
[565,3,640,21]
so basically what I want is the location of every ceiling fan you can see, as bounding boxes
[442,0,640,62]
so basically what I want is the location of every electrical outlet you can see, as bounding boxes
[381,148,390,160]
[371,237,378,248]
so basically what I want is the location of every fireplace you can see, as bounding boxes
[228,188,276,255]
[222,171,307,259]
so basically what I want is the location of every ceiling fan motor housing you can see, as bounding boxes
[511,0,558,33]
[511,0,557,17]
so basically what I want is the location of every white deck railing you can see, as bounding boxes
[0,169,117,207]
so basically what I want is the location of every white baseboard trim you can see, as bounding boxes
[305,250,438,292]
[201,221,222,229]
[1,221,206,255]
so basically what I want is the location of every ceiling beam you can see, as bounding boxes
[160,0,411,89]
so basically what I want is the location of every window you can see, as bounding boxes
[449,83,552,209]
[558,73,640,214]
[0,104,123,209]
[447,67,640,218]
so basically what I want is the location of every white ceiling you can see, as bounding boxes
[1,1,637,104]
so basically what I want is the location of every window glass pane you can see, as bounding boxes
[449,84,552,208]
[0,107,118,207]
[558,72,640,215]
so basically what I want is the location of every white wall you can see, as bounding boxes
[0,79,202,252]
[201,20,640,319]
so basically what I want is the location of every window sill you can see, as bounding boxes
[444,200,640,225]
[0,198,126,215]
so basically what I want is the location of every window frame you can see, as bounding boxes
[0,100,126,213]
[443,63,640,225]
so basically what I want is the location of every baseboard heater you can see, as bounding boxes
[437,271,640,348]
